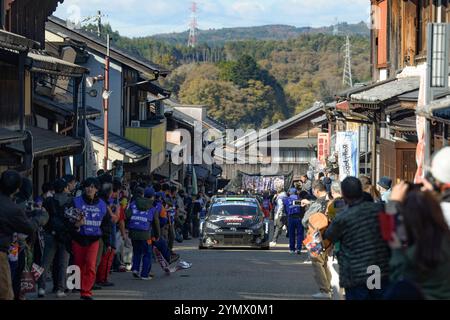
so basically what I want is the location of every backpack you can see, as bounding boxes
[303,212,330,257]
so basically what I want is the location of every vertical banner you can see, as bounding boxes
[336,131,359,181]
[317,133,329,167]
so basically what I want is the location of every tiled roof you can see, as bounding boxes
[88,122,151,161]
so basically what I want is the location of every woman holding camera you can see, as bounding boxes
[385,182,450,299]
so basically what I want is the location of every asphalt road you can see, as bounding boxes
[33,236,321,300]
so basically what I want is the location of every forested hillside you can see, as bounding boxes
[151,22,369,45]
[83,23,371,129]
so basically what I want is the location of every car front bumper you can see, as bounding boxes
[201,229,269,248]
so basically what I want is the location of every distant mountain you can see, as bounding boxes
[150,22,369,46]
[79,21,371,129]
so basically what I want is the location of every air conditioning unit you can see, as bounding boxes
[130,120,140,128]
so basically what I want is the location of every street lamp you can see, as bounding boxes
[86,75,105,88]
[102,90,112,100]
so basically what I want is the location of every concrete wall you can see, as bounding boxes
[174,106,205,122]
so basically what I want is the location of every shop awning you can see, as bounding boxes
[0,128,27,145]
[6,127,83,158]
[129,80,171,98]
[310,114,328,126]
[351,77,420,105]
[419,96,450,124]
[27,50,88,77]
[0,29,38,52]
[28,126,83,157]
[88,123,151,162]
[34,94,101,122]
[258,138,317,149]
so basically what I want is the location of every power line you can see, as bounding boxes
[82,10,107,38]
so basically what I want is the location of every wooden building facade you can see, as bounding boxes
[371,0,450,81]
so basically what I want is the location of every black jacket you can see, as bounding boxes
[0,193,40,253]
[43,192,79,251]
[192,201,202,219]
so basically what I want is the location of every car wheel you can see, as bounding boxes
[260,246,270,250]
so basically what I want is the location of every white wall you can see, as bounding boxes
[174,106,205,122]
[83,52,123,136]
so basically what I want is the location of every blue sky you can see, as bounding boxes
[54,0,371,38]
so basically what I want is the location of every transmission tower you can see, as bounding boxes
[188,2,198,48]
[342,35,353,88]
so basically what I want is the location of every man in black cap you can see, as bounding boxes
[377,176,392,203]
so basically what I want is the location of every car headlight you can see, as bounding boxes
[205,222,219,230]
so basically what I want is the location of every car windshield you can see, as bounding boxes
[210,203,258,216]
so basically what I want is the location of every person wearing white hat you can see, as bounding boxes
[430,147,450,226]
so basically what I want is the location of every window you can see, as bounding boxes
[417,0,434,55]
[210,204,258,216]
[272,148,314,163]
[377,0,388,67]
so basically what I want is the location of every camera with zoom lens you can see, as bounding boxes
[64,207,85,224]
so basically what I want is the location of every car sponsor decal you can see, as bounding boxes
[210,215,254,223]
[213,202,258,207]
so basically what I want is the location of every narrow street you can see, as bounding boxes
[33,237,319,300]
[3,0,450,308]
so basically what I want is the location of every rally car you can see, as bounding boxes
[199,196,270,250]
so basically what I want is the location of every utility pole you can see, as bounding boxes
[96,10,102,37]
[103,34,110,171]
[343,35,353,88]
[82,10,106,38]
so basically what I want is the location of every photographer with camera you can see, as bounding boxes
[384,181,450,299]
[0,171,47,300]
[12,176,49,300]
[425,147,450,227]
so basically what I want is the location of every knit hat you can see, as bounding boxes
[144,186,155,198]
[431,147,450,184]
[377,176,392,190]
